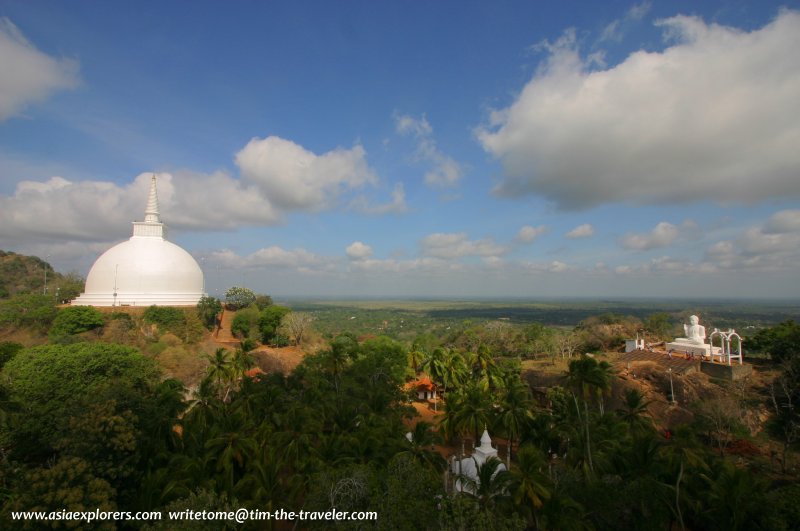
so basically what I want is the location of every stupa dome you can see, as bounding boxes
[72,175,205,306]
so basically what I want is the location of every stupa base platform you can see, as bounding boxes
[71,292,204,307]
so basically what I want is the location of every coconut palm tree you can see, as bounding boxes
[458,457,511,515]
[205,348,233,399]
[497,376,534,466]
[452,381,494,446]
[399,421,447,472]
[617,388,655,435]
[508,445,552,527]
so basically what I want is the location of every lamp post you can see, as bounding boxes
[43,255,50,295]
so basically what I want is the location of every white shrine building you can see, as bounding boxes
[71,175,205,307]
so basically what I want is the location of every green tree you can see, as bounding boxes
[617,388,655,434]
[231,306,260,340]
[196,295,222,330]
[646,312,674,340]
[0,293,58,330]
[49,305,104,338]
[259,305,290,344]
[508,445,551,527]
[224,286,256,310]
[750,320,800,362]
[6,457,117,528]
[3,343,162,461]
[498,376,535,465]
[143,305,185,334]
[0,341,22,369]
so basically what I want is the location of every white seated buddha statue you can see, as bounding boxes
[675,315,706,345]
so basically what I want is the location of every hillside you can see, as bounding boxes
[0,250,84,302]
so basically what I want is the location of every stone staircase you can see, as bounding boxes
[213,308,241,348]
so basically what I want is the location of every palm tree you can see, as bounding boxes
[508,445,552,527]
[566,355,614,412]
[205,425,259,494]
[617,388,654,434]
[452,382,493,446]
[498,377,535,466]
[421,348,447,410]
[566,355,615,474]
[700,460,769,531]
[471,344,499,390]
[408,349,425,375]
[442,349,469,396]
[458,457,511,514]
[205,348,233,399]
[399,421,446,472]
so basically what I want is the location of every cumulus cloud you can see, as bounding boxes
[763,209,800,234]
[704,209,800,271]
[349,182,408,215]
[394,113,463,188]
[516,224,548,243]
[479,10,800,208]
[523,260,572,273]
[235,135,377,211]
[0,171,279,245]
[349,256,461,275]
[566,223,594,239]
[210,247,328,270]
[599,1,652,43]
[420,232,508,259]
[0,18,79,121]
[346,241,373,260]
[620,222,679,250]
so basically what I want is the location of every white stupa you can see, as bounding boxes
[72,175,205,307]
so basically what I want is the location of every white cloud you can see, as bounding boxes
[516,224,548,243]
[763,209,800,234]
[210,247,328,270]
[523,260,572,273]
[420,232,507,259]
[349,256,461,275]
[0,171,279,245]
[346,241,373,260]
[620,222,679,250]
[479,10,800,208]
[704,210,800,271]
[349,182,408,215]
[0,18,79,121]
[394,113,463,188]
[599,1,651,43]
[235,135,377,211]
[566,223,594,239]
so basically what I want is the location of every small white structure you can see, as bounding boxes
[625,334,645,352]
[72,175,205,307]
[449,429,506,494]
[666,315,721,360]
[709,328,744,365]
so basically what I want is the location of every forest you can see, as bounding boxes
[0,251,799,530]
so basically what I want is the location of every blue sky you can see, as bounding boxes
[1,1,799,299]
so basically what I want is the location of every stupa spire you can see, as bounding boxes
[132,173,165,239]
[144,173,160,223]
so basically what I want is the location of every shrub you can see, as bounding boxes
[196,296,223,330]
[49,306,104,338]
[143,306,185,329]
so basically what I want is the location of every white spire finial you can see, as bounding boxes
[144,173,160,223]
